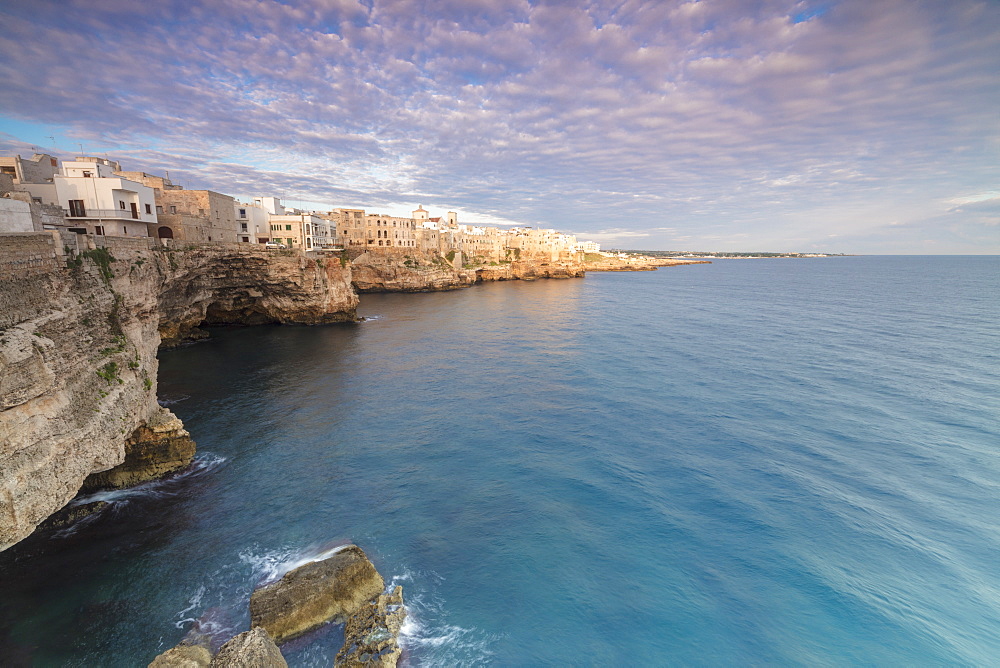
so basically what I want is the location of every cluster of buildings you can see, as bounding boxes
[0,153,599,263]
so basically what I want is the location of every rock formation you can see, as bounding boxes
[583,255,711,271]
[350,251,477,292]
[249,545,385,643]
[350,249,588,292]
[148,639,213,668]
[158,247,357,347]
[0,234,358,550]
[210,628,286,668]
[335,585,406,668]
[475,259,585,281]
[81,408,195,490]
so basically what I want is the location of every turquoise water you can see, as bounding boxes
[1,256,999,665]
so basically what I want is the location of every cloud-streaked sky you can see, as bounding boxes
[1,0,998,252]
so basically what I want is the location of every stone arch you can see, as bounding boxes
[157,226,174,239]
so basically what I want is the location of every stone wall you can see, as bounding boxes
[0,232,63,285]
[0,198,35,233]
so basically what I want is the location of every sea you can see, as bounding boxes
[1,255,998,666]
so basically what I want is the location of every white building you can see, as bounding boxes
[253,196,285,215]
[268,213,337,250]
[38,158,157,236]
[235,200,272,244]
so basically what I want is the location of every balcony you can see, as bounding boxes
[64,208,143,221]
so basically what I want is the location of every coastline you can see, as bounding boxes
[0,233,711,549]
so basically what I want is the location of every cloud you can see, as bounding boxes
[0,0,998,252]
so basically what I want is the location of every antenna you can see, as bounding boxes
[47,136,55,147]
[77,143,84,156]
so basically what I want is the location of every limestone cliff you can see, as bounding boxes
[0,235,357,550]
[351,250,586,292]
[475,259,585,281]
[583,255,711,271]
[158,248,358,346]
[350,250,477,292]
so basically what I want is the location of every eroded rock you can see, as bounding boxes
[82,408,196,491]
[210,627,286,668]
[148,640,213,668]
[249,545,384,644]
[335,585,406,668]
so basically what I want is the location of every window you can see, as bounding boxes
[239,209,246,218]
[82,171,92,178]
[170,205,177,214]
[156,205,163,214]
[119,201,126,210]
[145,204,152,214]
[285,225,292,231]
[68,200,86,217]
[94,225,104,235]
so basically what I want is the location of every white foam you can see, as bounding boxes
[239,543,352,585]
[157,394,190,406]
[69,453,226,508]
[389,568,497,665]
[175,585,206,621]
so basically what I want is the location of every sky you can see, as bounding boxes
[0,0,997,253]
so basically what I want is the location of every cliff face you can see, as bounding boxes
[158,248,358,346]
[351,250,586,292]
[475,259,585,281]
[583,256,711,271]
[350,251,477,292]
[0,236,357,550]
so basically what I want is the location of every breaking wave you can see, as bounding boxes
[238,541,353,586]
[69,453,227,508]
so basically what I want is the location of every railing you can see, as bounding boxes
[64,208,143,220]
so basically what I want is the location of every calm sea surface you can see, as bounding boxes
[2,256,999,666]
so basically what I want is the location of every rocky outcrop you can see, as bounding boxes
[81,408,195,491]
[249,545,385,644]
[0,239,166,551]
[0,235,359,550]
[336,585,406,668]
[584,255,711,271]
[351,250,587,292]
[210,628,286,668]
[148,639,213,668]
[158,247,358,347]
[350,251,477,292]
[475,259,585,281]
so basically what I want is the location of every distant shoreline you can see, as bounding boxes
[619,251,852,260]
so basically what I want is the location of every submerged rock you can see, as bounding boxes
[335,585,406,668]
[210,627,286,668]
[249,545,384,644]
[37,500,109,531]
